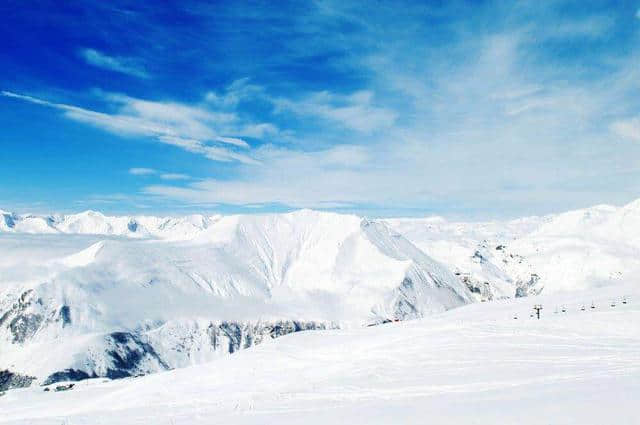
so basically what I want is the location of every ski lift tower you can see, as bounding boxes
[533,304,543,319]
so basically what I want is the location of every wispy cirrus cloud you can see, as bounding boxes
[1,90,260,164]
[160,173,190,180]
[206,78,395,134]
[143,144,377,208]
[129,167,191,180]
[80,48,150,79]
[273,90,396,133]
[141,6,640,216]
[205,77,266,108]
[129,167,156,175]
[3,0,640,217]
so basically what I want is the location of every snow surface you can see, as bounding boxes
[1,283,638,425]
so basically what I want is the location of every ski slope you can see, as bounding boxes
[1,283,638,425]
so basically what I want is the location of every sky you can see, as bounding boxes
[1,0,639,219]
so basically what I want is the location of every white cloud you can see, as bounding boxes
[274,90,397,132]
[129,168,191,181]
[6,3,640,218]
[129,167,156,175]
[205,78,265,108]
[1,91,259,164]
[141,27,640,216]
[157,136,258,164]
[143,144,405,208]
[237,123,279,139]
[80,48,150,79]
[215,136,249,148]
[159,173,191,180]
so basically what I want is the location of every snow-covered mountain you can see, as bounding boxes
[0,210,470,388]
[1,200,639,389]
[387,198,640,300]
[0,209,219,240]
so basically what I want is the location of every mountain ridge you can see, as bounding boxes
[1,200,638,388]
[0,210,470,387]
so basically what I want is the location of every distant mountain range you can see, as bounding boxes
[1,200,638,389]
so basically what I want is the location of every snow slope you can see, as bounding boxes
[0,210,470,385]
[387,198,640,299]
[1,282,637,425]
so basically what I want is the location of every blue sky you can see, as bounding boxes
[1,0,640,218]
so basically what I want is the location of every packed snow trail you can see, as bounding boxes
[1,283,638,425]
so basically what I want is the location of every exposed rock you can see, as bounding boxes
[515,273,541,298]
[209,320,330,354]
[472,250,486,263]
[0,289,47,343]
[54,383,74,392]
[58,305,71,327]
[459,274,495,302]
[127,220,138,232]
[0,369,36,391]
[44,369,95,386]
[9,313,44,343]
[1,212,15,228]
[392,277,420,320]
[104,332,170,379]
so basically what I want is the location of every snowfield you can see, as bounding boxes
[1,201,639,423]
[1,283,638,425]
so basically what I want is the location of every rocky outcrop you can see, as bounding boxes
[44,369,95,385]
[0,290,75,344]
[0,370,36,391]
[209,320,329,354]
[1,211,15,229]
[515,273,541,297]
[103,331,170,379]
[0,290,45,343]
[458,272,495,301]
